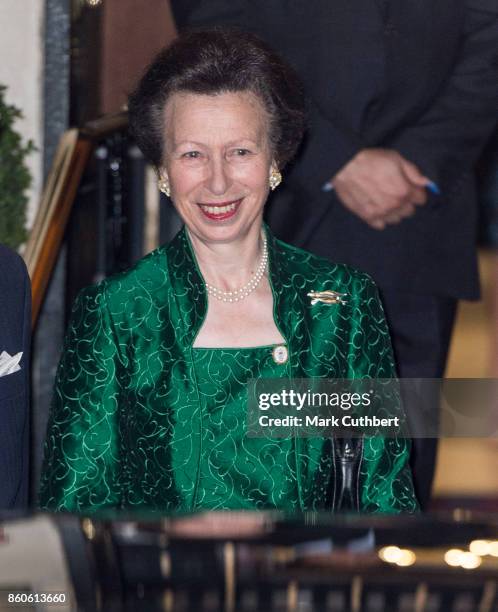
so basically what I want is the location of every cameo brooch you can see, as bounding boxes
[307,290,347,305]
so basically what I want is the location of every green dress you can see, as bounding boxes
[191,345,301,510]
[39,226,418,513]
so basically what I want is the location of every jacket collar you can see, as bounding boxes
[165,224,293,348]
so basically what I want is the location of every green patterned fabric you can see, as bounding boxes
[192,346,300,510]
[39,226,418,513]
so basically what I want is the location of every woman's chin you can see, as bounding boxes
[191,224,254,246]
[187,209,263,244]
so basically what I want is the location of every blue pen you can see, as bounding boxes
[322,180,441,195]
[426,181,441,196]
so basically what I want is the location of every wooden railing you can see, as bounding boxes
[24,112,128,325]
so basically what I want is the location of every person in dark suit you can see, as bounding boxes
[0,244,31,509]
[171,0,498,509]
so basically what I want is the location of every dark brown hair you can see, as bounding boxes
[128,27,306,169]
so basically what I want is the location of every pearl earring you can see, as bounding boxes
[158,177,171,197]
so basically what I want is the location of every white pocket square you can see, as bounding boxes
[0,351,23,377]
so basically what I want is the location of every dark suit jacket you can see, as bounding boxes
[0,245,31,508]
[171,0,498,298]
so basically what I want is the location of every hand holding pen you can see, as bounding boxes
[323,148,440,230]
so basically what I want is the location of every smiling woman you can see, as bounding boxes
[163,91,271,241]
[161,89,284,348]
[39,28,418,514]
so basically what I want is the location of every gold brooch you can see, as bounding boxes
[307,290,347,305]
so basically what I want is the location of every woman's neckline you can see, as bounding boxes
[193,343,286,351]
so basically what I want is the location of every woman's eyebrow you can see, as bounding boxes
[225,138,260,146]
[172,140,206,148]
[171,138,262,149]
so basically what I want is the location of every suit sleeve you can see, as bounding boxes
[1,252,31,509]
[348,276,419,513]
[390,1,498,196]
[16,256,31,508]
[39,283,123,512]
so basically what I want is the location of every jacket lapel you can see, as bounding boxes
[165,226,208,346]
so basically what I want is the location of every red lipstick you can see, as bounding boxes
[197,198,242,221]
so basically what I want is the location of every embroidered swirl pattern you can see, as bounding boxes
[39,226,418,513]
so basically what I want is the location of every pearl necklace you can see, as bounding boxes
[205,233,268,303]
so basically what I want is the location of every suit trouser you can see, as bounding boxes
[378,290,458,511]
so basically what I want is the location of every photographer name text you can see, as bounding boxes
[258,414,400,428]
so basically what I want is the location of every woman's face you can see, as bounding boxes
[161,90,274,245]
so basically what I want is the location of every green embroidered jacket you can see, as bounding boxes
[39,226,418,513]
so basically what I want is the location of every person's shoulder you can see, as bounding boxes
[0,244,29,281]
[75,245,169,309]
[274,236,378,295]
[0,245,30,311]
[107,245,168,290]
